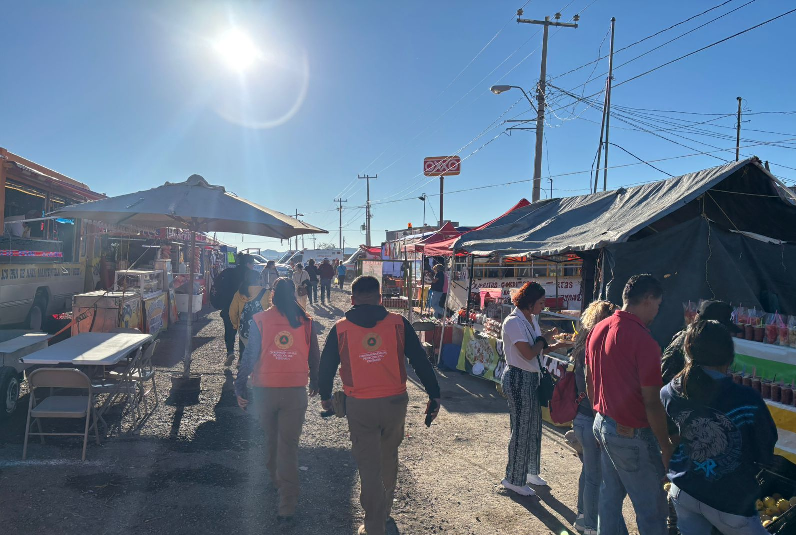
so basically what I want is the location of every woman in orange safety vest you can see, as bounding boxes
[234,277,320,526]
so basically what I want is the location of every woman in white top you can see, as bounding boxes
[292,263,310,309]
[500,281,566,497]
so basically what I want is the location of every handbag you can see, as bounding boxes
[518,313,556,407]
[536,354,557,408]
[549,366,587,424]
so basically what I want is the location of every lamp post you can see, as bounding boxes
[418,193,427,227]
[490,84,543,202]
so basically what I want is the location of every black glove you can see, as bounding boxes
[536,336,550,349]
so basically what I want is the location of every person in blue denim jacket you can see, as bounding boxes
[661,320,777,535]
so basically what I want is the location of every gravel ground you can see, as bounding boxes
[0,287,639,534]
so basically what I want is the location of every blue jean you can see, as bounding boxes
[429,290,444,318]
[307,281,318,304]
[573,413,601,531]
[670,483,768,535]
[593,413,667,535]
[320,280,331,302]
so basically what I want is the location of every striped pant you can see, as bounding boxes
[503,366,542,486]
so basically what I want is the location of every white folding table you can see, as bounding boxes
[21,332,154,432]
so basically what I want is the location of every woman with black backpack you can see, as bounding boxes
[228,269,271,367]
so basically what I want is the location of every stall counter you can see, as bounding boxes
[733,338,796,383]
[765,400,796,464]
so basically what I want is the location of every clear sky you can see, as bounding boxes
[2,0,794,251]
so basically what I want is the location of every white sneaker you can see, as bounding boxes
[583,530,597,535]
[501,479,536,496]
[526,474,548,486]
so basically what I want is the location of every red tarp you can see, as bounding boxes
[413,222,461,253]
[421,198,531,257]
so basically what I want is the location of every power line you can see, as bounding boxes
[549,0,736,81]
[614,8,796,89]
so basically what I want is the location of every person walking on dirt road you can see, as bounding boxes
[318,258,335,304]
[211,253,254,364]
[235,277,320,526]
[319,275,441,535]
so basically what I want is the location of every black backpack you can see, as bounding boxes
[239,288,267,340]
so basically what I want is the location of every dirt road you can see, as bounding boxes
[0,287,638,534]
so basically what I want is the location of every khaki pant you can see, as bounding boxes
[251,386,308,516]
[347,392,409,535]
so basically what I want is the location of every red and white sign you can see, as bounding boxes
[423,156,461,176]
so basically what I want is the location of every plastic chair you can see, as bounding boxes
[23,368,99,461]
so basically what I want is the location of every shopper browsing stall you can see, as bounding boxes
[586,274,672,535]
[661,300,743,385]
[571,300,621,535]
[500,282,567,497]
[429,264,446,319]
[661,320,777,535]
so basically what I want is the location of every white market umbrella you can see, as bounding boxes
[51,174,326,378]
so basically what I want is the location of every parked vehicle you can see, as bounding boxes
[284,248,345,267]
[1,147,102,328]
[0,330,50,419]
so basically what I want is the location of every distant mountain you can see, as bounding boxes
[254,248,358,260]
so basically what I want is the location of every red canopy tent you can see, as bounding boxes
[421,199,531,257]
[413,222,461,253]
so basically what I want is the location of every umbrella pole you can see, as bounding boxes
[183,229,196,378]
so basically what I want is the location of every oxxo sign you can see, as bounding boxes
[423,156,461,176]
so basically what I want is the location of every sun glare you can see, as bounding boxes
[214,29,260,72]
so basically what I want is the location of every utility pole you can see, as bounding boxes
[418,194,427,227]
[517,9,578,202]
[549,177,553,199]
[593,79,609,194]
[736,96,743,161]
[603,17,616,192]
[358,174,377,246]
[334,198,348,249]
[439,177,444,227]
[293,209,304,251]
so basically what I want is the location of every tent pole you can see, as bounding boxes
[183,228,195,378]
[464,255,475,324]
[420,253,426,315]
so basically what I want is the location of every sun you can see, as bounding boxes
[214,29,260,72]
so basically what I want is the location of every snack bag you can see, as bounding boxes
[750,308,765,343]
[790,315,796,349]
[764,312,780,345]
[773,312,789,347]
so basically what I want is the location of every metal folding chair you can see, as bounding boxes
[109,339,159,429]
[23,368,99,461]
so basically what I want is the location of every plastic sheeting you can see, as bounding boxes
[453,159,796,257]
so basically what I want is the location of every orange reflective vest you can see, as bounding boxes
[336,312,406,399]
[251,307,311,388]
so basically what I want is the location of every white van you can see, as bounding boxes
[285,249,345,267]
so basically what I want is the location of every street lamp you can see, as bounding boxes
[490,83,542,202]
[489,85,536,110]
[418,194,427,227]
